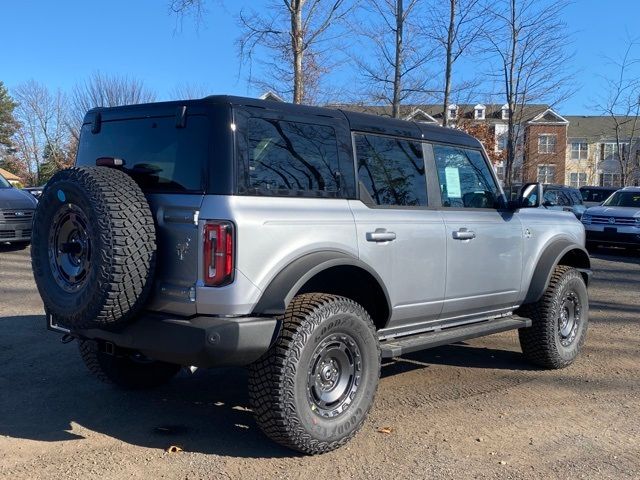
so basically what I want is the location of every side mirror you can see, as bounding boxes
[513,182,544,209]
[542,200,556,208]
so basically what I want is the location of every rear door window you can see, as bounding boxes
[76,116,209,192]
[240,117,343,197]
[355,134,427,207]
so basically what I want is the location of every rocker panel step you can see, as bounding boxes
[380,316,532,359]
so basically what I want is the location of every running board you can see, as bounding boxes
[380,316,531,359]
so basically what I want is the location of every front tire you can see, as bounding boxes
[249,293,381,455]
[518,266,589,369]
[78,340,181,389]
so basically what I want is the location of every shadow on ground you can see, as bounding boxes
[0,314,538,458]
[0,242,30,253]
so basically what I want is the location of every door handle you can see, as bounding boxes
[452,228,476,240]
[366,229,397,242]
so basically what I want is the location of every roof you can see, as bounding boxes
[566,116,640,140]
[84,95,481,148]
[0,168,21,182]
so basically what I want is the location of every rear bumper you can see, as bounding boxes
[0,221,32,242]
[54,312,281,368]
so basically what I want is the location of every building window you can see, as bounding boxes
[537,165,556,184]
[601,142,627,161]
[570,142,588,160]
[538,134,557,154]
[599,173,622,187]
[501,104,509,120]
[569,172,587,188]
[474,104,485,120]
[447,105,458,121]
[497,133,508,152]
[494,164,505,182]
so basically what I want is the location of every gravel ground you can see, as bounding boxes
[0,244,638,480]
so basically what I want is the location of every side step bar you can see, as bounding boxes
[380,316,531,359]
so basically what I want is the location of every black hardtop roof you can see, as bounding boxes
[85,95,482,148]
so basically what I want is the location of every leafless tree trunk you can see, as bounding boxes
[596,38,640,187]
[170,0,352,104]
[354,0,435,118]
[428,0,486,127]
[69,72,156,140]
[484,0,573,186]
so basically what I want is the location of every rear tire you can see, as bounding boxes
[249,293,381,454]
[31,167,156,329]
[518,266,589,369]
[78,339,181,389]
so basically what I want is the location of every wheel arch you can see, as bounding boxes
[251,251,391,331]
[523,240,591,304]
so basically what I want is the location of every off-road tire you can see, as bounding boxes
[518,265,589,369]
[31,167,156,329]
[78,339,181,389]
[249,293,381,455]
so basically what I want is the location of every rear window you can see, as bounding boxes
[239,117,342,197]
[76,116,209,192]
[581,188,616,203]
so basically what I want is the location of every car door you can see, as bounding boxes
[430,144,523,322]
[349,132,446,335]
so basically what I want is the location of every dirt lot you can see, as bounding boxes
[0,244,638,480]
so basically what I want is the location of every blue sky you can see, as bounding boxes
[1,0,639,114]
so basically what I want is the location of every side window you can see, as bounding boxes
[432,145,501,209]
[355,134,427,207]
[543,190,558,205]
[242,117,342,196]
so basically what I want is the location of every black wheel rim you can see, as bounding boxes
[558,290,581,347]
[48,204,92,292]
[307,333,362,418]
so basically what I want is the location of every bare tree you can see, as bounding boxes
[484,0,573,185]
[170,0,353,104]
[239,1,355,104]
[427,0,487,127]
[596,38,640,187]
[69,72,156,140]
[12,80,70,185]
[353,0,435,118]
[170,82,213,99]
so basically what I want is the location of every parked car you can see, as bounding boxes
[523,184,587,219]
[579,186,617,207]
[30,96,591,454]
[0,172,37,245]
[23,186,44,200]
[582,186,640,248]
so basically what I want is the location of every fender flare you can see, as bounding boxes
[523,240,591,304]
[251,250,391,316]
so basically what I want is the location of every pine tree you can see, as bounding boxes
[0,81,18,148]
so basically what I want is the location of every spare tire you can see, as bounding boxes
[31,166,157,329]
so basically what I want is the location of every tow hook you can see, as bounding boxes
[61,334,75,344]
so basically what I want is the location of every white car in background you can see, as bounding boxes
[582,187,640,249]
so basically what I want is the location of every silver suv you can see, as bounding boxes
[582,186,640,248]
[31,96,591,454]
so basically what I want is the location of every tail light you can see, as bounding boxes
[203,221,234,287]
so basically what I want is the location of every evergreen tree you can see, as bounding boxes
[0,81,18,148]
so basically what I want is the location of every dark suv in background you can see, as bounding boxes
[0,172,37,245]
[579,186,617,207]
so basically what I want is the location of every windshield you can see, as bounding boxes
[581,188,615,203]
[0,175,11,188]
[602,191,640,208]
